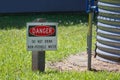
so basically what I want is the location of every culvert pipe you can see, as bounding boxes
[96,0,120,63]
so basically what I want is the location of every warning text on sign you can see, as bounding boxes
[27,22,57,51]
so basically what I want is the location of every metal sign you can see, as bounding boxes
[27,22,58,51]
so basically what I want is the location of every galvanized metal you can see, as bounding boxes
[87,12,93,70]
[86,0,97,70]
[100,0,120,4]
[96,1,120,63]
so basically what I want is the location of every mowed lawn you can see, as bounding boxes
[0,13,120,80]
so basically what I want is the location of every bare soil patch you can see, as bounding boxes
[47,52,120,72]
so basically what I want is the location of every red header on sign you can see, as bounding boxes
[29,26,55,36]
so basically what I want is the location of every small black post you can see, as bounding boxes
[32,51,45,72]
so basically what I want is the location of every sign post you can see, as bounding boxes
[86,0,98,70]
[87,12,93,70]
[27,18,58,72]
[32,51,45,71]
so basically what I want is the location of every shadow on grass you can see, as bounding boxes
[89,68,119,73]
[0,12,91,29]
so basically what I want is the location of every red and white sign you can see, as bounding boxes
[27,22,58,51]
[29,25,55,36]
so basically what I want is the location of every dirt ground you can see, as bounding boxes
[47,52,120,72]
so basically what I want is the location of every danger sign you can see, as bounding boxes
[29,25,55,36]
[27,22,58,51]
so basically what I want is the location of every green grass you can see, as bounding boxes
[0,13,120,80]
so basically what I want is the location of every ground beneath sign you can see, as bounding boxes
[47,52,120,72]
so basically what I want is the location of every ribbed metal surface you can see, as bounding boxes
[96,0,120,63]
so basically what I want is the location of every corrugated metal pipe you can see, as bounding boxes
[95,0,120,63]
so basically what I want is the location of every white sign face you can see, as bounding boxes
[27,22,58,51]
